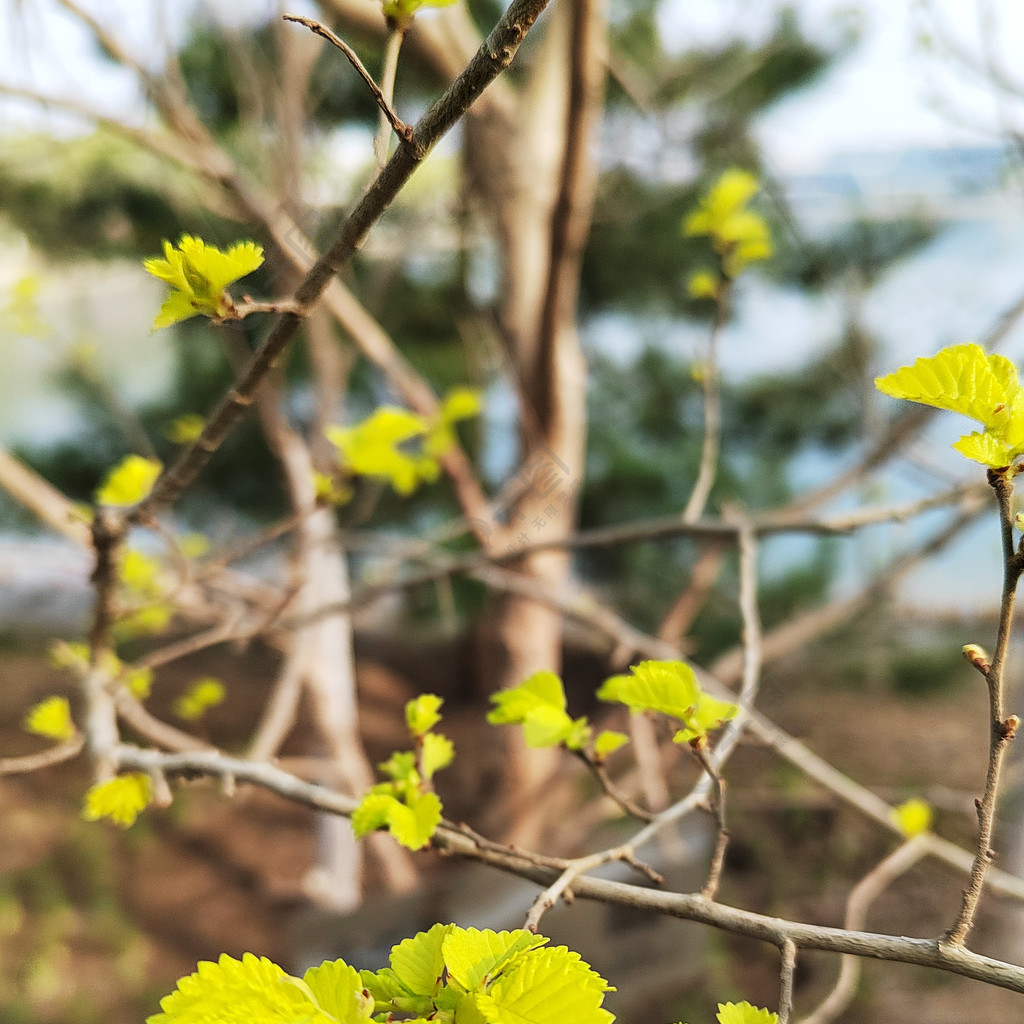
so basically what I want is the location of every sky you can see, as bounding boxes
[2,0,1024,169]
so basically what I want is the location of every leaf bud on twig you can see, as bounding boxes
[962,643,991,674]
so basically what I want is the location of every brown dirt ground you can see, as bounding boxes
[2,638,1024,1024]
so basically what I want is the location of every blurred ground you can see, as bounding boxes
[2,631,1024,1024]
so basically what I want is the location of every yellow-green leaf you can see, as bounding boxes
[381,0,457,29]
[166,413,205,444]
[672,692,740,747]
[144,235,264,329]
[487,671,581,749]
[441,928,547,993]
[892,797,932,837]
[597,660,700,720]
[716,1001,779,1024]
[327,407,438,496]
[174,677,226,721]
[24,695,75,742]
[593,730,629,760]
[406,693,444,737]
[875,343,1021,428]
[303,959,374,1022]
[83,773,153,828]
[124,666,154,700]
[146,952,335,1024]
[389,922,452,996]
[687,270,720,300]
[474,945,614,1024]
[420,732,454,779]
[96,455,162,506]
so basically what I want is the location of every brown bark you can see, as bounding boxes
[466,0,608,846]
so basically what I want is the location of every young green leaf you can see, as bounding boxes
[407,693,444,737]
[381,0,457,31]
[146,952,335,1024]
[144,235,264,329]
[487,670,587,748]
[83,773,153,828]
[351,790,441,850]
[96,455,162,506]
[174,677,226,721]
[441,927,548,993]
[875,343,1024,467]
[420,731,455,779]
[672,692,740,748]
[597,660,701,720]
[389,922,452,997]
[593,729,629,760]
[24,695,75,742]
[303,959,373,1022]
[683,168,773,277]
[473,945,614,1024]
[892,797,932,838]
[327,407,439,495]
[715,1001,779,1024]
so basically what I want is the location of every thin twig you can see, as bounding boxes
[0,737,84,775]
[695,745,729,900]
[374,27,408,169]
[100,743,1024,997]
[130,0,553,522]
[570,748,655,821]
[800,835,930,1024]
[682,279,730,523]
[283,15,412,143]
[523,842,663,932]
[944,470,1024,946]
[778,938,798,1024]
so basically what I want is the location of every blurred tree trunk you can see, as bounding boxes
[464,0,607,845]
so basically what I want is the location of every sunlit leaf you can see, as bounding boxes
[144,235,264,329]
[303,959,373,1021]
[174,677,226,721]
[389,922,452,997]
[441,927,547,993]
[124,666,154,700]
[593,730,629,760]
[327,407,437,496]
[597,660,700,720]
[716,1001,779,1024]
[407,693,444,737]
[875,343,1024,467]
[24,696,75,742]
[96,455,162,506]
[672,692,740,747]
[146,952,335,1024]
[83,773,153,828]
[420,732,454,779]
[892,797,932,837]
[474,945,614,1024]
[381,0,458,30]
[166,413,205,444]
[687,270,720,300]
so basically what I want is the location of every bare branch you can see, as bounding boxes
[283,15,412,143]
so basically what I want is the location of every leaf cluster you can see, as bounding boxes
[490,659,737,755]
[149,924,616,1024]
[875,342,1024,468]
[352,694,454,850]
